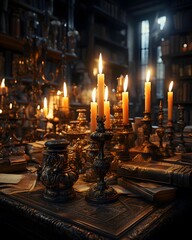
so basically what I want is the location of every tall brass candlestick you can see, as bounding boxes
[85,116,118,203]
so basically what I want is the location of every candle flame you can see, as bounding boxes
[63,82,67,97]
[57,90,62,96]
[44,97,47,108]
[98,53,103,74]
[104,86,108,101]
[123,75,128,92]
[92,88,96,102]
[169,81,173,92]
[37,104,40,110]
[9,103,12,109]
[93,67,97,76]
[1,78,5,87]
[146,70,150,82]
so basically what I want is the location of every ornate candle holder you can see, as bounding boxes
[156,101,169,157]
[45,117,62,139]
[140,112,160,160]
[40,139,79,202]
[113,121,133,162]
[85,116,118,203]
[165,120,175,156]
[176,105,186,153]
[83,138,98,182]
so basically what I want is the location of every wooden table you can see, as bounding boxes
[0,181,192,240]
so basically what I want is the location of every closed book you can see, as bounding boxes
[118,178,177,202]
[117,160,192,188]
[0,155,27,173]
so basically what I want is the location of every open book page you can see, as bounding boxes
[0,173,24,184]
[0,172,37,195]
[118,178,177,202]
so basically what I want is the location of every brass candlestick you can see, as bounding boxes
[156,101,169,157]
[141,112,160,160]
[85,116,118,203]
[165,120,175,156]
[113,121,133,162]
[83,138,98,182]
[176,105,186,153]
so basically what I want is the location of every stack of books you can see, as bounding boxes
[117,158,192,202]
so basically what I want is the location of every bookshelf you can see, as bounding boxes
[0,0,77,84]
[161,1,192,125]
[74,0,129,89]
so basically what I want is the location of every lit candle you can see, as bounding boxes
[145,69,151,112]
[0,78,8,95]
[97,53,104,117]
[104,86,110,129]
[43,97,48,118]
[36,104,41,118]
[62,82,69,114]
[90,87,98,132]
[56,90,62,109]
[168,81,174,121]
[122,75,129,124]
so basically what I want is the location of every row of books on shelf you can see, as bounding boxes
[161,34,192,56]
[172,63,192,77]
[173,9,192,32]
[95,0,127,23]
[15,0,52,13]
[94,24,126,47]
[175,81,192,102]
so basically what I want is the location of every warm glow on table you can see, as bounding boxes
[90,87,97,132]
[104,86,110,129]
[168,81,174,121]
[43,97,48,118]
[62,82,69,114]
[145,69,151,113]
[122,74,129,124]
[97,53,104,117]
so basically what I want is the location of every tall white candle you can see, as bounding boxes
[104,86,110,129]
[168,81,174,121]
[90,88,97,132]
[145,69,151,113]
[97,53,104,117]
[62,82,69,114]
[122,75,129,124]
[0,78,8,95]
[43,97,48,118]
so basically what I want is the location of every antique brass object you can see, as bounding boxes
[85,116,118,203]
[40,139,79,202]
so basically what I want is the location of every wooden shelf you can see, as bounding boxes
[0,34,24,52]
[94,35,127,50]
[92,5,127,29]
[0,34,77,62]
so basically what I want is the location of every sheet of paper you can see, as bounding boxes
[0,173,23,184]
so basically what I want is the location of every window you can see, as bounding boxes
[140,20,149,95]
[156,16,166,98]
[139,16,166,99]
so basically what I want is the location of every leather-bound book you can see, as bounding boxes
[0,155,27,173]
[118,177,177,202]
[117,160,192,188]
